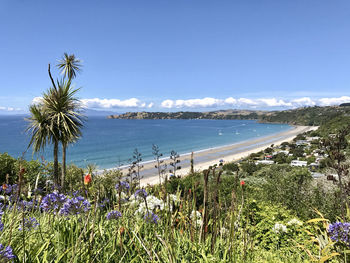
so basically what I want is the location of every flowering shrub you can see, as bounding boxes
[0,244,15,261]
[19,217,39,231]
[328,222,350,247]
[115,181,130,193]
[40,191,67,214]
[135,189,148,199]
[84,174,92,185]
[144,211,160,224]
[106,210,122,220]
[60,196,91,216]
[190,210,202,227]
[272,223,287,234]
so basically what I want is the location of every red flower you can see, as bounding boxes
[2,184,7,190]
[84,174,92,185]
[240,180,245,186]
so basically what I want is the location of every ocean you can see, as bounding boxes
[0,116,292,169]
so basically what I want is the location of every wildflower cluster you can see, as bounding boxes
[190,210,203,227]
[99,198,110,208]
[115,181,130,193]
[0,244,15,261]
[329,222,350,247]
[0,207,3,232]
[144,211,160,224]
[135,189,148,199]
[287,218,303,226]
[0,184,18,195]
[20,200,38,212]
[106,210,122,220]
[135,195,164,215]
[40,192,67,214]
[60,196,91,216]
[19,217,39,231]
[41,192,90,216]
[272,223,287,234]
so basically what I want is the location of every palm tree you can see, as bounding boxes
[43,78,84,188]
[27,54,84,188]
[57,53,82,80]
[56,53,84,189]
[27,104,54,153]
[26,103,60,185]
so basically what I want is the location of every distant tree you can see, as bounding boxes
[169,150,181,178]
[131,148,143,187]
[152,144,167,185]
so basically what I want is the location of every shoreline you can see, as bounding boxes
[110,124,295,171]
[110,125,318,186]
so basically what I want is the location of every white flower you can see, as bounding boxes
[220,227,229,237]
[287,218,302,226]
[272,223,287,234]
[190,211,202,227]
[134,195,164,215]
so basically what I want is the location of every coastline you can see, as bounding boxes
[113,125,318,186]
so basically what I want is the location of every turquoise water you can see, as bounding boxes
[0,116,292,169]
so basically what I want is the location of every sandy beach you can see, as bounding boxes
[116,125,318,186]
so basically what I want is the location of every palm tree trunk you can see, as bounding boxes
[61,142,67,189]
[53,139,59,187]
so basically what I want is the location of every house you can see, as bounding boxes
[307,136,320,142]
[256,160,274,165]
[273,150,289,156]
[309,162,319,171]
[290,160,307,167]
[295,140,310,147]
[311,172,325,178]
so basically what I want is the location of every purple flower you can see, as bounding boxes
[0,220,3,232]
[40,192,67,214]
[115,181,130,192]
[19,217,39,231]
[0,184,18,195]
[329,222,350,247]
[99,198,110,208]
[144,212,160,224]
[19,200,38,212]
[135,189,148,199]
[106,210,122,220]
[59,196,91,216]
[0,243,15,261]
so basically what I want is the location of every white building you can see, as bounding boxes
[256,160,275,165]
[290,160,307,167]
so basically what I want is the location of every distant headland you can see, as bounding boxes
[107,105,350,126]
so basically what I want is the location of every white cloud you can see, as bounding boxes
[318,96,350,106]
[160,96,350,109]
[161,97,222,108]
[291,97,316,107]
[32,97,43,105]
[224,97,237,105]
[256,98,292,107]
[80,98,148,109]
[0,106,22,112]
[161,100,174,108]
[28,95,350,110]
[237,98,258,106]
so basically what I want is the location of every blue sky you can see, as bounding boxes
[1,0,350,113]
